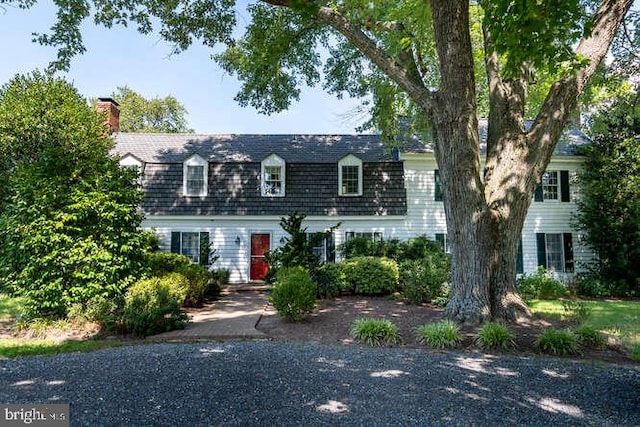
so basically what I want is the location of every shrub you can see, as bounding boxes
[342,257,399,295]
[399,256,450,304]
[399,236,448,262]
[574,271,616,298]
[416,320,461,349]
[338,236,386,259]
[517,267,567,300]
[349,318,401,346]
[206,269,230,300]
[314,263,345,299]
[123,277,188,337]
[474,322,516,351]
[573,325,606,349]
[269,266,317,321]
[432,296,449,308]
[67,295,124,332]
[561,299,592,323]
[535,329,580,355]
[146,252,192,276]
[176,264,211,307]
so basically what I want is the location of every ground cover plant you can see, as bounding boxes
[474,322,516,351]
[349,318,401,347]
[416,320,462,350]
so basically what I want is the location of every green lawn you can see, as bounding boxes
[529,299,640,354]
[0,293,127,359]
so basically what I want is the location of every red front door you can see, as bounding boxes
[250,233,270,280]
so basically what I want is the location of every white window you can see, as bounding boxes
[345,231,383,242]
[542,171,559,200]
[338,154,363,196]
[171,231,210,265]
[183,154,208,197]
[261,154,286,197]
[536,232,574,273]
[181,232,201,263]
[545,233,564,272]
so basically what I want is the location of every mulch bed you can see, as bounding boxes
[256,295,634,365]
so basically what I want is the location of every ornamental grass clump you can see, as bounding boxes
[474,322,516,351]
[349,318,401,347]
[535,328,580,355]
[416,320,461,349]
[573,325,606,349]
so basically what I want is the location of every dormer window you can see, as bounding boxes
[120,154,144,185]
[338,154,363,196]
[261,154,286,197]
[183,154,208,197]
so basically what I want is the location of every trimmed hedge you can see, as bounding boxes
[270,266,317,321]
[342,256,399,295]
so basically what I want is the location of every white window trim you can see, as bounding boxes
[338,154,363,196]
[120,153,144,185]
[183,154,208,197]
[261,154,286,197]
[542,171,559,201]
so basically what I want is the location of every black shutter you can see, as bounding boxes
[534,183,544,202]
[171,232,181,254]
[516,239,524,275]
[563,233,574,272]
[434,169,443,202]
[435,233,446,250]
[536,233,547,268]
[326,232,336,263]
[200,232,210,266]
[560,170,570,202]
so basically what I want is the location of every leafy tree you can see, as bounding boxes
[575,91,640,296]
[0,72,152,318]
[105,86,194,133]
[9,0,636,323]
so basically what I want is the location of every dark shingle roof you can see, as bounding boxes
[400,119,590,156]
[114,133,396,163]
[113,120,589,163]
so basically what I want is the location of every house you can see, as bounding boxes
[105,98,593,283]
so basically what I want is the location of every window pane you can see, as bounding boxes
[181,232,200,263]
[543,171,558,200]
[342,165,359,194]
[264,165,283,195]
[187,165,204,195]
[545,233,564,272]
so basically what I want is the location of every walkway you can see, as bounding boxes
[150,289,269,341]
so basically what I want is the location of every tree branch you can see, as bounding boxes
[259,0,434,114]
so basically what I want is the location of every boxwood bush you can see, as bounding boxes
[342,256,399,295]
[270,266,317,321]
[399,254,450,304]
[123,277,188,337]
[517,267,567,300]
[314,263,346,299]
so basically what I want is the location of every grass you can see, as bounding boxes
[1,293,128,359]
[535,329,580,356]
[529,299,640,353]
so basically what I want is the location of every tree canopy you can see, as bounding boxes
[0,72,151,318]
[103,86,194,133]
[5,0,637,323]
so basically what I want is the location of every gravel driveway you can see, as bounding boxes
[1,341,638,426]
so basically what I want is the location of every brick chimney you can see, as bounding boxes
[96,97,120,134]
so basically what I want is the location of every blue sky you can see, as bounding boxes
[0,1,367,134]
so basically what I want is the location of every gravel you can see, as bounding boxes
[1,341,638,426]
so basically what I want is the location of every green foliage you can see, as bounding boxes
[480,0,589,77]
[103,86,193,133]
[517,267,567,300]
[314,263,346,299]
[399,254,450,305]
[269,266,317,321]
[265,212,338,283]
[341,257,399,295]
[0,72,151,319]
[535,329,580,356]
[175,265,211,307]
[574,270,614,298]
[339,236,390,260]
[146,252,193,276]
[0,338,125,359]
[206,269,230,300]
[631,344,640,362]
[562,299,592,323]
[123,277,188,337]
[474,322,516,351]
[67,295,123,332]
[416,320,461,349]
[575,93,640,297]
[574,325,606,349]
[431,296,449,308]
[349,318,400,347]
